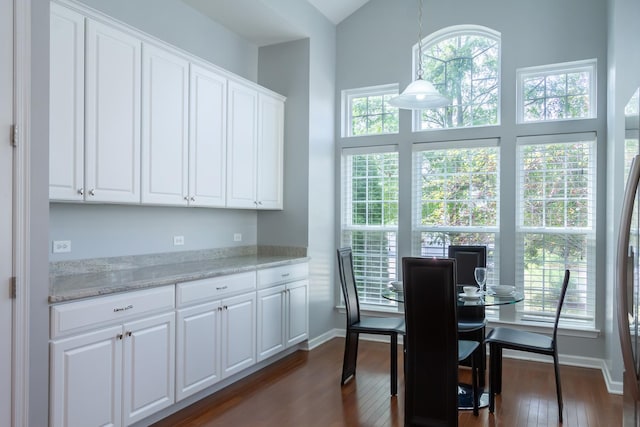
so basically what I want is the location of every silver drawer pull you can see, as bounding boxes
[281,273,290,277]
[216,286,228,291]
[113,304,133,313]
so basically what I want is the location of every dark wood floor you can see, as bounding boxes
[153,338,621,427]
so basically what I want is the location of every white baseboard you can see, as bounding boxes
[317,328,622,395]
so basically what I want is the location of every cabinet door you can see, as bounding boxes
[221,292,256,377]
[257,285,285,362]
[176,300,222,401]
[286,280,309,347]
[189,64,227,207]
[256,93,284,209]
[141,44,189,205]
[226,81,258,208]
[122,312,175,426]
[50,325,123,427]
[49,3,85,201]
[85,20,141,203]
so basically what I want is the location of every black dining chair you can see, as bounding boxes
[402,257,479,425]
[485,269,570,422]
[336,247,405,396]
[448,245,487,386]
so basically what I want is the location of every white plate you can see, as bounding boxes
[488,290,515,297]
[458,292,482,300]
[388,281,403,291]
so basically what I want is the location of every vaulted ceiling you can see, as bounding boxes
[181,0,370,46]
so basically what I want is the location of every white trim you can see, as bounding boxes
[413,137,500,152]
[341,144,398,156]
[516,131,597,146]
[13,0,30,424]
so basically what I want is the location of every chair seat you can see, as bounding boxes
[485,326,553,353]
[351,316,405,334]
[458,339,479,361]
[458,320,487,332]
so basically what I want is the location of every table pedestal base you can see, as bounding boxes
[458,383,489,410]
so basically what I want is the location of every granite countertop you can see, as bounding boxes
[50,246,309,303]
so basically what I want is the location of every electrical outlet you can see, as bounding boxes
[52,240,71,254]
[234,233,242,242]
[173,235,185,246]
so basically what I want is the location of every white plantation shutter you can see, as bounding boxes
[516,133,596,326]
[341,146,399,306]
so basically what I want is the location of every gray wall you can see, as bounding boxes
[336,0,609,358]
[76,0,258,81]
[605,0,640,385]
[257,0,338,340]
[50,204,257,261]
[30,0,51,425]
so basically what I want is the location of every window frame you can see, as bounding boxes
[341,84,399,138]
[515,132,597,328]
[340,145,400,308]
[411,138,501,316]
[516,59,597,124]
[412,25,502,132]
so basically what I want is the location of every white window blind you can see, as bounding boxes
[411,139,500,310]
[516,133,596,326]
[341,146,399,306]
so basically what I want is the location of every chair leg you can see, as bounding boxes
[341,331,359,385]
[553,351,564,422]
[488,343,496,413]
[390,333,398,396]
[495,346,503,394]
[471,348,479,416]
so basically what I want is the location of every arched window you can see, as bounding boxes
[417,25,501,130]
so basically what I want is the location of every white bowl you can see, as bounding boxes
[389,281,403,291]
[489,285,515,296]
[463,285,479,296]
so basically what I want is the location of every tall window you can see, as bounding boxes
[516,133,596,327]
[417,26,501,130]
[342,85,399,137]
[412,139,500,290]
[516,59,597,123]
[341,147,399,306]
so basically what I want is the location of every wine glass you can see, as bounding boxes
[474,267,487,294]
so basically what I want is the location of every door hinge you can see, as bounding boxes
[10,277,16,299]
[10,124,18,147]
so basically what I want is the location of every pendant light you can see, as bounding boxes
[388,0,450,110]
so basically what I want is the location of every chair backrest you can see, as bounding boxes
[448,245,487,322]
[552,269,571,343]
[447,245,487,286]
[402,257,459,426]
[336,247,361,328]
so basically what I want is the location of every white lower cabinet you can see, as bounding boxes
[257,264,309,362]
[50,286,175,427]
[175,273,257,402]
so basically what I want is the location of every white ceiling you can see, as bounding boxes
[181,0,370,46]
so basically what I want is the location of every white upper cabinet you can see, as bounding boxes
[85,20,142,203]
[226,81,259,209]
[49,3,85,201]
[257,93,284,210]
[227,82,284,210]
[141,44,190,205]
[189,64,227,207]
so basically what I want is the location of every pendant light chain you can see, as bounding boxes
[416,0,424,80]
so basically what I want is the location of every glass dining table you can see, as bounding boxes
[382,283,524,411]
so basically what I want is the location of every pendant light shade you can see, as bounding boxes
[388,0,450,110]
[387,78,450,109]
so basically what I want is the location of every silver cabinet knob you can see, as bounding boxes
[89,189,96,196]
[184,196,189,201]
[190,196,195,202]
[78,188,84,196]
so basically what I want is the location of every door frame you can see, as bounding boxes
[13,0,31,425]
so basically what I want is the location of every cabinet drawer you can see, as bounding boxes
[177,271,256,307]
[51,285,175,338]
[257,263,308,289]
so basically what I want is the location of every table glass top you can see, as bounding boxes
[382,285,524,307]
